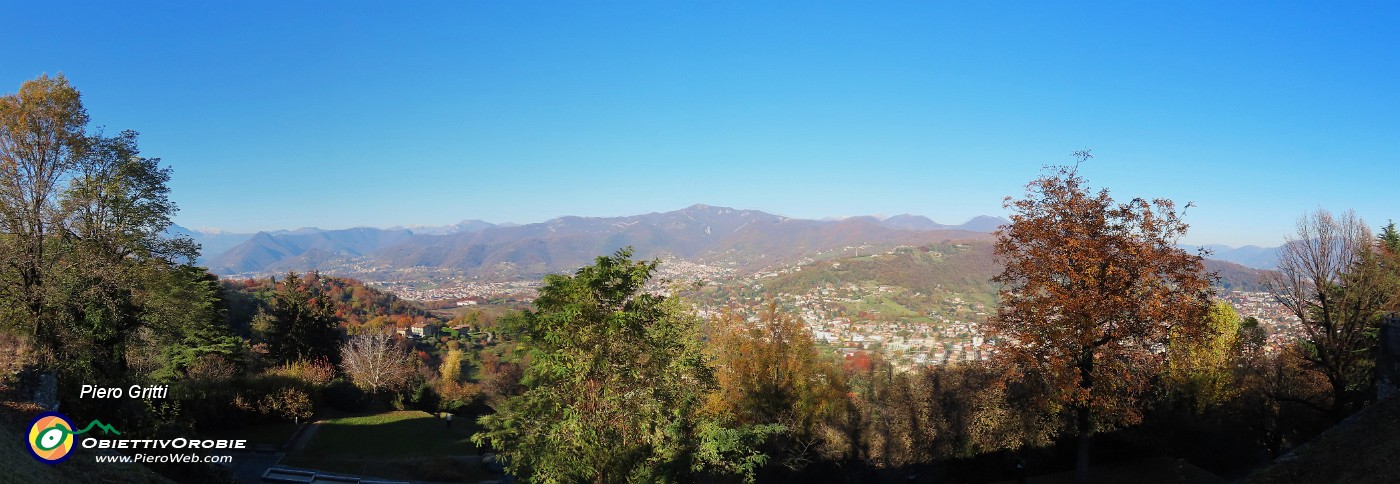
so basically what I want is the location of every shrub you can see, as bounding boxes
[267,358,335,387]
[322,379,369,412]
[265,387,314,422]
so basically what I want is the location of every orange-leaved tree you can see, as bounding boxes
[704,301,852,469]
[985,152,1213,482]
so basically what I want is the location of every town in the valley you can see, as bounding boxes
[370,247,1303,371]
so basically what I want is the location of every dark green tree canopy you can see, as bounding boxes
[1380,220,1400,255]
[475,248,774,483]
[265,271,343,365]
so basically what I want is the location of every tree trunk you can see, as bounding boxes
[1076,405,1093,483]
[1326,371,1350,421]
[1075,350,1095,483]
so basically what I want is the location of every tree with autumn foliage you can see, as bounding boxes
[1,74,207,384]
[705,301,852,470]
[1163,301,1244,413]
[986,152,1213,482]
[436,346,480,412]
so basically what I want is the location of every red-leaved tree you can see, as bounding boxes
[986,152,1213,482]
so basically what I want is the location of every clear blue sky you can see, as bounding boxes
[4,1,1397,247]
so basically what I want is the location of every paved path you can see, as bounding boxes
[287,421,321,452]
[231,421,318,483]
[230,451,284,483]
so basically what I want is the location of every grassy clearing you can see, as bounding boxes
[844,293,919,320]
[280,410,491,481]
[302,410,477,457]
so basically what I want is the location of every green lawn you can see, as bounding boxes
[845,293,919,320]
[301,410,477,457]
[281,410,491,481]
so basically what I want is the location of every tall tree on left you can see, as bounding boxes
[0,74,90,357]
[0,74,203,381]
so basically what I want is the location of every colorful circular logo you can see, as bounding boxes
[27,412,76,464]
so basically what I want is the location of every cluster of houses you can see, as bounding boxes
[700,271,995,371]
[375,279,542,303]
[1219,290,1304,352]
[394,322,438,339]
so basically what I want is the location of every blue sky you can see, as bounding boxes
[3,1,1396,247]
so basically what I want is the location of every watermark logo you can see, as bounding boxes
[26,412,120,464]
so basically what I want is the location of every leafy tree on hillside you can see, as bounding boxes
[1164,301,1243,412]
[0,74,90,352]
[705,302,852,469]
[129,264,244,381]
[265,271,343,364]
[1380,220,1400,255]
[436,346,479,410]
[0,75,212,384]
[224,274,433,340]
[1269,209,1396,417]
[985,153,1214,482]
[474,248,777,483]
[1381,220,1400,314]
[66,129,195,263]
[849,358,1044,469]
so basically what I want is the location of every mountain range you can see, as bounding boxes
[172,204,1280,279]
[185,205,1002,277]
[1180,244,1279,271]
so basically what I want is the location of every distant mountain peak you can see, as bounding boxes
[681,203,740,214]
[1181,243,1280,270]
[843,215,884,224]
[388,219,498,235]
[874,213,1007,233]
[954,216,1009,233]
[881,214,944,230]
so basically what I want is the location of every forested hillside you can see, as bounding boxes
[762,242,1000,298]
[761,241,1272,301]
[222,273,435,332]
